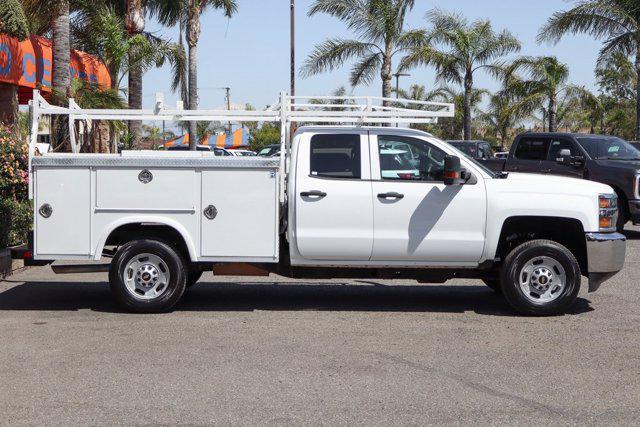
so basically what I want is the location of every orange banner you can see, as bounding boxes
[0,34,111,93]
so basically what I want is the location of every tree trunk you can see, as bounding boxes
[0,83,18,125]
[186,9,201,150]
[381,42,393,105]
[91,120,111,153]
[126,0,145,147]
[635,46,640,140]
[51,0,71,151]
[463,71,473,140]
[52,0,70,103]
[548,95,557,133]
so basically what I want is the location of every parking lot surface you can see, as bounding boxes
[1,229,640,425]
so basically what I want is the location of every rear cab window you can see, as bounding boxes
[310,134,361,179]
[515,137,550,161]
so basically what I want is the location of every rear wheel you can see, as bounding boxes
[501,239,580,316]
[109,240,187,313]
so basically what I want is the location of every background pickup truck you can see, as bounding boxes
[480,132,640,230]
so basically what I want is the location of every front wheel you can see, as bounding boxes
[501,239,581,316]
[109,240,187,313]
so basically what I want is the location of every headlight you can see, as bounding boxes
[599,194,618,232]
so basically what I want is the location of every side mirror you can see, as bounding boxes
[556,148,572,165]
[444,155,465,186]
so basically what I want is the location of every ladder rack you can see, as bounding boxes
[28,90,455,202]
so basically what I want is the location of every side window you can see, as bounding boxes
[514,138,550,161]
[547,139,576,161]
[479,143,492,159]
[310,134,361,179]
[378,135,446,181]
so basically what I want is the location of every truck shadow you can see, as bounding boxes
[622,229,640,240]
[0,280,594,317]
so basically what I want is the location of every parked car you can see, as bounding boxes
[447,140,494,160]
[165,145,212,152]
[478,132,640,230]
[258,144,280,157]
[231,149,257,156]
[213,147,233,156]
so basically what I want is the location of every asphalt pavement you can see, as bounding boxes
[1,228,640,425]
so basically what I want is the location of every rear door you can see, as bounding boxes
[506,136,550,173]
[294,131,374,261]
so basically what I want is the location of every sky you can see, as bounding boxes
[141,0,605,113]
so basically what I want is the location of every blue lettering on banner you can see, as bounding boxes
[42,58,51,86]
[0,44,11,76]
[23,53,36,83]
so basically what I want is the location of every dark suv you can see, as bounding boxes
[479,132,640,230]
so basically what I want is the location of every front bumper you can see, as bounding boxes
[585,232,626,292]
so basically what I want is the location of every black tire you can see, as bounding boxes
[186,265,203,288]
[482,279,502,293]
[109,239,187,313]
[616,202,628,232]
[501,239,581,316]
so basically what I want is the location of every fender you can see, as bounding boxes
[93,216,198,262]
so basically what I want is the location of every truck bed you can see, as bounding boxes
[31,152,281,263]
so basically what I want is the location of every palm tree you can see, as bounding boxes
[126,0,145,143]
[538,0,640,139]
[150,0,238,150]
[52,0,71,104]
[504,56,584,133]
[401,9,521,140]
[0,0,29,124]
[302,0,424,104]
[478,92,529,147]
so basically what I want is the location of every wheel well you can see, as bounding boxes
[104,223,191,261]
[610,185,629,218]
[496,216,587,273]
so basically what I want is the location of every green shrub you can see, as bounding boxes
[0,199,31,248]
[0,124,29,202]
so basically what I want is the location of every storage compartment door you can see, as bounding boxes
[35,168,91,257]
[201,170,277,259]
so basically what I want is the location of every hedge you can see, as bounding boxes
[0,199,31,249]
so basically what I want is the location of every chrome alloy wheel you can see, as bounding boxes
[123,253,171,300]
[518,256,566,303]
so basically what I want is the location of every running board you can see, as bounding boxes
[51,264,110,274]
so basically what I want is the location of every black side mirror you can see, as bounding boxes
[444,155,465,186]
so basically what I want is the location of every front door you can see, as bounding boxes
[543,137,585,178]
[294,131,374,261]
[370,134,487,263]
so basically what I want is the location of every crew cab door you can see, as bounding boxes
[294,131,374,260]
[369,134,486,263]
[505,136,550,173]
[542,137,585,178]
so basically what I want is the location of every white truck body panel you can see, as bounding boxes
[33,153,280,262]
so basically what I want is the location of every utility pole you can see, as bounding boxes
[393,72,411,99]
[290,0,296,134]
[224,87,232,137]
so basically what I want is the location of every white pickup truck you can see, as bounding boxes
[21,92,626,315]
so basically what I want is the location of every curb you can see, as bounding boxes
[0,248,26,279]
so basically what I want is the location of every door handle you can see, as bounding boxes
[300,190,327,198]
[377,192,404,200]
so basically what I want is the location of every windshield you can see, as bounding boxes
[449,142,477,157]
[437,138,497,177]
[577,136,640,160]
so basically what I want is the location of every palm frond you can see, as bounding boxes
[301,38,379,77]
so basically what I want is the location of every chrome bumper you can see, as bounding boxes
[585,232,626,292]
